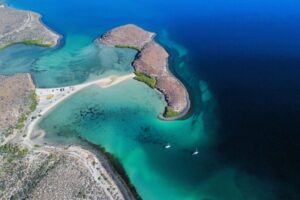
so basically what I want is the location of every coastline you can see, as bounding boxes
[35,12,63,47]
[158,40,194,120]
[135,42,191,120]
[135,44,192,121]
[158,94,191,121]
[157,54,191,120]
[78,138,142,200]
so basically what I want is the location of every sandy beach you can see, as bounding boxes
[25,73,134,141]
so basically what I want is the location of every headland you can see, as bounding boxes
[0,5,60,49]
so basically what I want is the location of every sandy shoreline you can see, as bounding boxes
[25,73,134,141]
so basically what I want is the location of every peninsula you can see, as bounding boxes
[0,5,60,49]
[0,73,136,200]
[98,24,190,119]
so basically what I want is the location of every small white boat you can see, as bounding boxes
[164,143,171,149]
[192,148,199,155]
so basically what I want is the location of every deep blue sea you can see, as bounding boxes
[1,0,300,199]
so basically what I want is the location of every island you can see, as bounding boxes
[0,5,60,49]
[98,24,190,119]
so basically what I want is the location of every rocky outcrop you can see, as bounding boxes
[99,24,190,119]
[0,5,60,49]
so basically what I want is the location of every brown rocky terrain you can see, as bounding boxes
[25,149,112,200]
[0,73,35,141]
[99,24,190,119]
[0,145,115,200]
[133,41,168,76]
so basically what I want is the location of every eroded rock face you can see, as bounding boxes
[0,6,60,48]
[98,24,155,50]
[0,73,35,140]
[99,24,190,119]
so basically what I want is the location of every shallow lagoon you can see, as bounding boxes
[36,79,265,200]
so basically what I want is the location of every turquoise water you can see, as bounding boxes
[1,0,300,199]
[35,76,279,199]
[36,80,272,200]
[0,35,136,87]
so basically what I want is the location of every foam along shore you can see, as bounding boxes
[25,73,135,141]
[98,24,191,120]
[0,5,60,49]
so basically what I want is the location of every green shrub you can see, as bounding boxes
[21,40,52,47]
[0,40,52,50]
[0,144,29,156]
[15,90,38,130]
[163,106,179,118]
[134,71,157,88]
[28,90,38,112]
[115,45,140,51]
[16,113,27,129]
